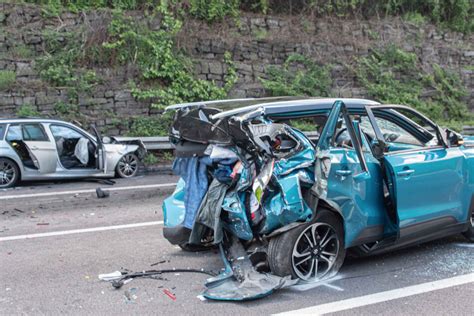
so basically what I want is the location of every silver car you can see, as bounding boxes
[0,118,146,188]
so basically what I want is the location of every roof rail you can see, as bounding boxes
[164,96,302,111]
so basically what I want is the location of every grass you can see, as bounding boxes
[0,70,16,90]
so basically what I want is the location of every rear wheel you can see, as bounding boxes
[116,153,139,178]
[0,158,19,189]
[462,209,474,242]
[268,209,346,281]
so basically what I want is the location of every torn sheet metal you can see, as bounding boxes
[203,236,297,301]
[190,179,229,244]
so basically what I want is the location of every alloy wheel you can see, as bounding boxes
[118,154,138,177]
[0,160,16,187]
[291,222,340,281]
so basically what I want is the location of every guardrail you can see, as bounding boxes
[115,126,474,151]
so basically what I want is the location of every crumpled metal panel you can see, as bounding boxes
[221,161,255,240]
[273,129,316,177]
[260,171,314,234]
[202,236,297,301]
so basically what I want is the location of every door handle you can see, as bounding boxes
[30,146,39,150]
[397,169,415,177]
[336,169,353,176]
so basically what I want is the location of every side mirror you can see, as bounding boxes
[446,129,463,146]
[102,136,112,144]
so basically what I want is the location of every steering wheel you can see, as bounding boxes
[334,128,352,148]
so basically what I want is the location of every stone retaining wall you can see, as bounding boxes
[0,2,472,134]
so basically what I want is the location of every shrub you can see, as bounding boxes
[0,70,16,91]
[16,104,40,117]
[261,54,332,97]
[355,45,470,124]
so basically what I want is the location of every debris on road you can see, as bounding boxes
[99,267,216,291]
[124,287,138,303]
[96,188,110,199]
[36,222,49,226]
[98,271,123,281]
[150,260,168,267]
[163,288,176,301]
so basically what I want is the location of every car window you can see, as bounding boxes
[6,125,23,141]
[50,125,85,139]
[22,124,49,141]
[0,124,5,140]
[360,116,423,147]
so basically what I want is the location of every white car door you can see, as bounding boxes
[7,123,57,174]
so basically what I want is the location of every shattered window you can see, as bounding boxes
[360,116,424,147]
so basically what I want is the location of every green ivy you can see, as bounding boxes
[261,54,332,97]
[188,0,240,23]
[103,8,237,109]
[16,104,40,117]
[355,45,471,127]
[36,30,101,94]
[127,114,174,136]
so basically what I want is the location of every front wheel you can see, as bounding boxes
[116,153,139,178]
[268,209,346,281]
[462,209,474,242]
[0,158,20,189]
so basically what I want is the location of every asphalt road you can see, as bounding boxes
[1,175,473,315]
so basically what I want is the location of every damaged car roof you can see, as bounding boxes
[166,97,380,119]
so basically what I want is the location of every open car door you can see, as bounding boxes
[91,125,107,174]
[365,106,466,240]
[7,123,57,174]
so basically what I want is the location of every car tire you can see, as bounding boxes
[462,209,474,242]
[268,209,346,281]
[115,153,139,178]
[0,158,20,189]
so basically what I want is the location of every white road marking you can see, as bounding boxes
[0,183,176,200]
[453,243,474,248]
[0,221,164,242]
[276,273,474,315]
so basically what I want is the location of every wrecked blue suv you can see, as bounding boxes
[162,98,474,300]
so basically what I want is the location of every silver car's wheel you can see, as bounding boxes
[0,158,19,188]
[292,223,340,280]
[116,153,139,178]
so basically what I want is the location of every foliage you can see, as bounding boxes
[10,45,35,59]
[16,104,40,117]
[0,70,16,90]
[143,152,159,165]
[36,30,101,94]
[24,0,474,32]
[127,114,173,136]
[188,0,240,22]
[261,54,332,97]
[25,0,155,12]
[289,118,317,131]
[104,9,237,109]
[355,45,470,124]
[267,0,473,33]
